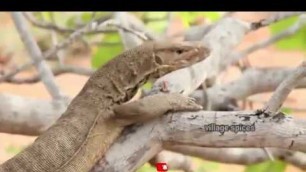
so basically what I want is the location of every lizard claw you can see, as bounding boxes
[170,94,203,112]
[187,97,197,104]
[185,97,203,111]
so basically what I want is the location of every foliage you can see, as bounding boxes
[244,160,287,172]
[143,12,168,33]
[137,163,155,172]
[66,12,112,28]
[5,145,24,155]
[91,33,123,69]
[280,107,293,114]
[269,16,306,51]
[193,158,220,172]
[175,12,222,28]
[34,12,74,27]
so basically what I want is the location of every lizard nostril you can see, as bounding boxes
[154,55,163,65]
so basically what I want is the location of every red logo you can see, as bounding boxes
[155,162,168,172]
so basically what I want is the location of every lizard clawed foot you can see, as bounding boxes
[112,93,202,126]
[169,95,203,112]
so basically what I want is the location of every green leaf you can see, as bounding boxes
[5,145,24,155]
[65,16,77,28]
[40,12,52,21]
[193,158,219,172]
[198,12,222,22]
[146,21,168,33]
[142,82,153,90]
[176,12,198,28]
[80,12,94,23]
[91,33,123,69]
[145,12,168,19]
[280,107,293,114]
[269,16,306,51]
[137,163,156,172]
[80,12,111,23]
[65,12,86,28]
[175,12,222,28]
[39,12,71,26]
[143,12,168,33]
[244,160,287,172]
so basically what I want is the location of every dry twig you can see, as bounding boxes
[250,12,305,30]
[5,65,93,84]
[11,12,64,100]
[264,61,306,114]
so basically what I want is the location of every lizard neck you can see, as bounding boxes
[78,43,159,106]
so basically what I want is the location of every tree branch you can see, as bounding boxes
[250,12,305,30]
[4,65,94,84]
[0,93,68,135]
[264,61,306,114]
[168,146,306,170]
[230,14,306,66]
[91,109,306,172]
[204,67,306,110]
[114,12,149,50]
[23,12,116,34]
[11,12,64,100]
[0,17,108,82]
[150,17,250,96]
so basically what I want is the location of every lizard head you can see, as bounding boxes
[152,41,210,76]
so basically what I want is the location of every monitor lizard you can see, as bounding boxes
[0,41,210,172]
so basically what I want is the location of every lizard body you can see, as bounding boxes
[0,41,209,172]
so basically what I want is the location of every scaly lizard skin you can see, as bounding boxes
[0,41,210,172]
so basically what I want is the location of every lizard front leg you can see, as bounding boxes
[112,93,203,126]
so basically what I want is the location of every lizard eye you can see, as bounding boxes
[176,49,183,54]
